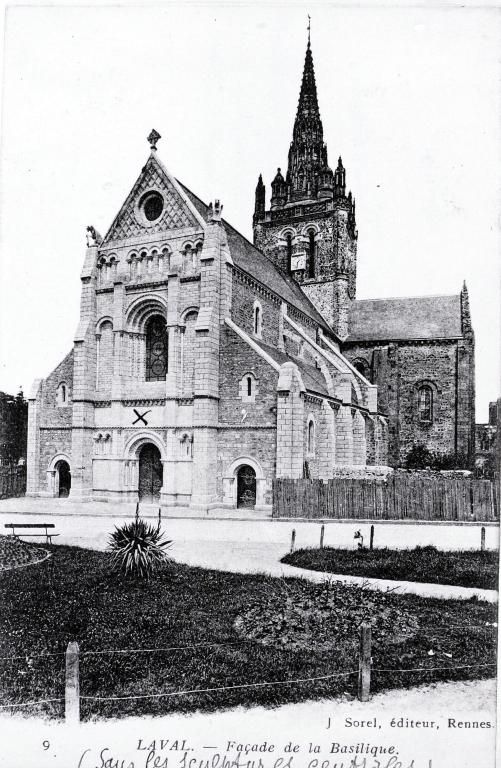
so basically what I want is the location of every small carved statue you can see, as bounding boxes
[208,199,223,222]
[86,225,102,247]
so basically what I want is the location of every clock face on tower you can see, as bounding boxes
[291,254,306,272]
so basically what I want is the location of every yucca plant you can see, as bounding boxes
[108,517,172,579]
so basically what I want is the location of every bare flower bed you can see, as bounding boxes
[0,534,47,571]
[281,546,499,590]
[0,545,497,721]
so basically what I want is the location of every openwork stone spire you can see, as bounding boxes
[286,36,329,202]
[252,26,358,336]
[294,39,321,138]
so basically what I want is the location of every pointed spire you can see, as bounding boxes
[334,157,346,197]
[295,35,321,129]
[461,281,473,338]
[271,168,287,208]
[257,24,352,215]
[348,193,357,236]
[254,174,265,215]
[285,32,327,203]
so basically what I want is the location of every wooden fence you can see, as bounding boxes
[272,472,498,522]
[0,465,26,500]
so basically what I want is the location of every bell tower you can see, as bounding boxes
[253,28,357,339]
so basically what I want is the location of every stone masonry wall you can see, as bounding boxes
[39,352,74,429]
[97,321,114,394]
[276,364,305,478]
[38,428,72,488]
[456,339,475,464]
[219,325,278,424]
[231,272,281,347]
[303,397,324,478]
[231,269,320,352]
[301,281,335,328]
[344,340,466,466]
[216,429,276,504]
[253,206,356,338]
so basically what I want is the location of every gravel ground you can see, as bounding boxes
[0,679,497,768]
[0,500,497,600]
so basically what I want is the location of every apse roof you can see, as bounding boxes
[347,295,463,343]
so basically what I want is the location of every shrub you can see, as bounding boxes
[475,454,496,479]
[404,444,433,469]
[108,518,172,579]
[404,445,470,471]
[431,451,469,471]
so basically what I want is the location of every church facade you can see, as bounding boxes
[26,36,474,511]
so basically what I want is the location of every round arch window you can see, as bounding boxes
[142,192,164,222]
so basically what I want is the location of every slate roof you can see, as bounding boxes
[178,182,333,335]
[253,339,330,397]
[347,295,463,343]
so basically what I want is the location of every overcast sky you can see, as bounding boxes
[0,2,499,420]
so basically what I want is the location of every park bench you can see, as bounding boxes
[4,523,59,545]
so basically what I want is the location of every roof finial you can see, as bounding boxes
[147,128,161,151]
[307,14,311,46]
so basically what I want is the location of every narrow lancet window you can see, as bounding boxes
[286,234,293,274]
[308,230,316,278]
[418,385,433,423]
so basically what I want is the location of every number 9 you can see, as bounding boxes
[43,741,50,750]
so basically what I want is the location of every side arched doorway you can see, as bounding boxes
[55,460,71,498]
[138,443,163,503]
[236,465,256,509]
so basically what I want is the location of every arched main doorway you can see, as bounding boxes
[138,443,163,503]
[236,465,256,508]
[55,460,71,498]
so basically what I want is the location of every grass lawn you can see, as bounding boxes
[281,546,499,590]
[0,544,497,721]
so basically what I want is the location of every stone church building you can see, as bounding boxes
[26,36,475,511]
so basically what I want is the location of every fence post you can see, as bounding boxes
[358,623,371,702]
[369,525,374,551]
[481,526,486,552]
[65,641,80,725]
[290,529,296,554]
[320,524,325,550]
